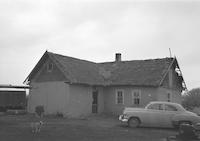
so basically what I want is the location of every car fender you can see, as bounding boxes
[125,111,145,122]
[172,113,200,124]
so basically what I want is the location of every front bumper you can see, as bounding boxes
[119,115,128,122]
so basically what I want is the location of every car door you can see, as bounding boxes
[144,103,165,127]
[162,104,180,127]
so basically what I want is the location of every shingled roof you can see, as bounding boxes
[25,51,179,87]
[48,52,105,85]
[98,58,173,86]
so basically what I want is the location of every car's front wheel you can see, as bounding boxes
[128,117,140,128]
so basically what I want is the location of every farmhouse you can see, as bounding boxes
[24,51,186,117]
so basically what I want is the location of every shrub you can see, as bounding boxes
[35,105,44,117]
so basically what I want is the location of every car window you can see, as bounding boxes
[147,103,164,110]
[165,104,178,111]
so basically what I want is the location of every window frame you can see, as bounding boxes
[164,104,178,112]
[132,90,141,105]
[115,89,124,105]
[47,63,53,72]
[147,103,164,111]
[167,93,171,102]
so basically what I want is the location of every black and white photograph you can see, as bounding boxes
[1,0,200,141]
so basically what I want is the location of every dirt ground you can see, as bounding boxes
[0,114,177,141]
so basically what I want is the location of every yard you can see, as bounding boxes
[0,114,177,141]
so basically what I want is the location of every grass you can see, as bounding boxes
[0,114,177,141]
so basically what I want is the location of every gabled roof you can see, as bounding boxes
[48,52,105,85]
[24,51,185,88]
[98,58,173,86]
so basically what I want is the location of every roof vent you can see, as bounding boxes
[115,53,121,62]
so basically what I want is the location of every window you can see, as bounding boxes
[132,90,141,105]
[116,90,124,104]
[165,104,178,111]
[167,93,171,102]
[147,103,164,110]
[47,63,53,72]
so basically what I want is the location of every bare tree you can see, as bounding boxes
[182,88,200,110]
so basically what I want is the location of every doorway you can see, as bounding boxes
[92,91,98,113]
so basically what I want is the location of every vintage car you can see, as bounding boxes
[119,101,200,128]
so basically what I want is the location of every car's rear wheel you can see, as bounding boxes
[178,121,195,136]
[128,117,140,128]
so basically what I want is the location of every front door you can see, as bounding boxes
[144,103,165,127]
[161,104,180,127]
[92,91,98,113]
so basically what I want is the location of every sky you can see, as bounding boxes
[0,0,200,90]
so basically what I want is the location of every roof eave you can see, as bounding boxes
[158,57,187,91]
[158,57,176,86]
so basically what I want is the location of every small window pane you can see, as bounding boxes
[132,90,141,105]
[116,91,123,104]
[47,63,53,72]
[167,93,171,102]
[148,104,164,110]
[165,104,177,111]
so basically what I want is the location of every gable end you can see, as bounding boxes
[24,52,69,84]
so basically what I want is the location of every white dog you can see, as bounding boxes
[30,121,44,133]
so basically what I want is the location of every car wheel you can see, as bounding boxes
[178,121,195,135]
[128,117,140,128]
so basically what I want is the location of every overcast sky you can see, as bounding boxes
[0,0,200,90]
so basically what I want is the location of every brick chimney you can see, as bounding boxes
[115,53,121,62]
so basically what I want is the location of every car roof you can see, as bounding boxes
[147,101,186,111]
[149,101,181,106]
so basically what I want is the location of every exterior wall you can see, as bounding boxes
[28,82,181,117]
[157,87,182,104]
[104,86,182,115]
[67,85,104,117]
[67,85,92,117]
[104,86,158,115]
[28,81,69,115]
[28,81,105,117]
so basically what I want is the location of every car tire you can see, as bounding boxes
[128,117,140,128]
[178,121,195,136]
